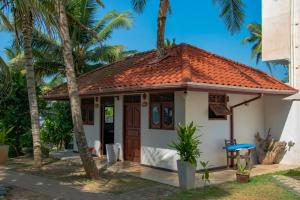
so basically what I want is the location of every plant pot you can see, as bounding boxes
[0,145,9,165]
[236,172,250,183]
[177,160,196,189]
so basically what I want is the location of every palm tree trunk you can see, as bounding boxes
[55,0,99,179]
[157,0,169,57]
[21,12,42,168]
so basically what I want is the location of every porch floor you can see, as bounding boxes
[106,162,299,187]
[50,150,299,188]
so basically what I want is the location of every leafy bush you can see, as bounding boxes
[170,122,201,166]
[0,123,14,145]
[41,101,73,149]
[0,69,42,156]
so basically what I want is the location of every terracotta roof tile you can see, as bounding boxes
[45,44,297,99]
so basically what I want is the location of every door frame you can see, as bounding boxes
[100,96,115,155]
[123,95,141,162]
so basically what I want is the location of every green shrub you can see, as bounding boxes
[41,101,73,149]
[170,122,201,166]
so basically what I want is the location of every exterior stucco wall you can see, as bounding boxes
[262,0,291,61]
[185,91,264,169]
[114,95,124,161]
[264,96,300,165]
[73,97,100,151]
[140,91,185,170]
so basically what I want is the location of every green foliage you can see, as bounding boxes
[170,122,201,166]
[0,123,14,145]
[41,101,73,149]
[213,0,245,34]
[242,22,288,78]
[200,161,211,186]
[164,38,176,48]
[132,0,245,34]
[237,162,250,175]
[31,0,136,77]
[0,69,34,155]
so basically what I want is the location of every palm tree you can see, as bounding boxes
[131,0,245,57]
[31,5,134,77]
[0,0,55,168]
[55,0,99,179]
[242,22,283,75]
[242,23,262,65]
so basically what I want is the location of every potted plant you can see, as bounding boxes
[236,163,250,183]
[170,122,201,189]
[0,124,13,165]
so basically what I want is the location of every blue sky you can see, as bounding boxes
[0,0,286,79]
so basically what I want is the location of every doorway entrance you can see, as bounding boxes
[124,95,141,162]
[100,97,114,155]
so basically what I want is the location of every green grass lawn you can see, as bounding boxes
[163,169,300,200]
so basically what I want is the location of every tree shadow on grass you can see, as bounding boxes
[170,185,231,200]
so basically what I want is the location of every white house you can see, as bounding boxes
[262,0,300,165]
[45,44,297,171]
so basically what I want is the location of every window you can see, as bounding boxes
[81,98,94,125]
[150,93,174,129]
[208,94,231,120]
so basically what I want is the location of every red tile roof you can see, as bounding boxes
[45,44,297,99]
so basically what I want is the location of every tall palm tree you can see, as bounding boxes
[0,0,54,168]
[55,0,99,179]
[30,5,134,77]
[131,0,244,57]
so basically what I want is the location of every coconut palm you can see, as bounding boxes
[131,0,245,57]
[0,0,56,168]
[242,23,262,65]
[242,22,281,75]
[31,5,134,77]
[54,0,99,179]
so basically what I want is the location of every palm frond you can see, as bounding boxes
[131,0,148,13]
[97,11,132,41]
[213,0,245,34]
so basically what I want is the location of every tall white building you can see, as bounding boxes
[262,0,300,88]
[262,0,300,165]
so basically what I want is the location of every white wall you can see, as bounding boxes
[262,0,291,62]
[73,97,100,151]
[264,96,300,165]
[185,92,264,169]
[114,96,124,161]
[140,91,185,170]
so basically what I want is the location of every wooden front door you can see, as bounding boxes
[124,95,141,162]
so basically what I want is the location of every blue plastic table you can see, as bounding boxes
[223,144,256,151]
[223,144,256,169]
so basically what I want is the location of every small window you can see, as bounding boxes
[81,98,94,125]
[149,93,174,129]
[208,94,231,120]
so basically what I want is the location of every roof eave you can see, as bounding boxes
[43,82,297,100]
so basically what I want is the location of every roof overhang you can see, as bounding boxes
[43,81,297,100]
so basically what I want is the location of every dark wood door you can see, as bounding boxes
[124,102,141,162]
